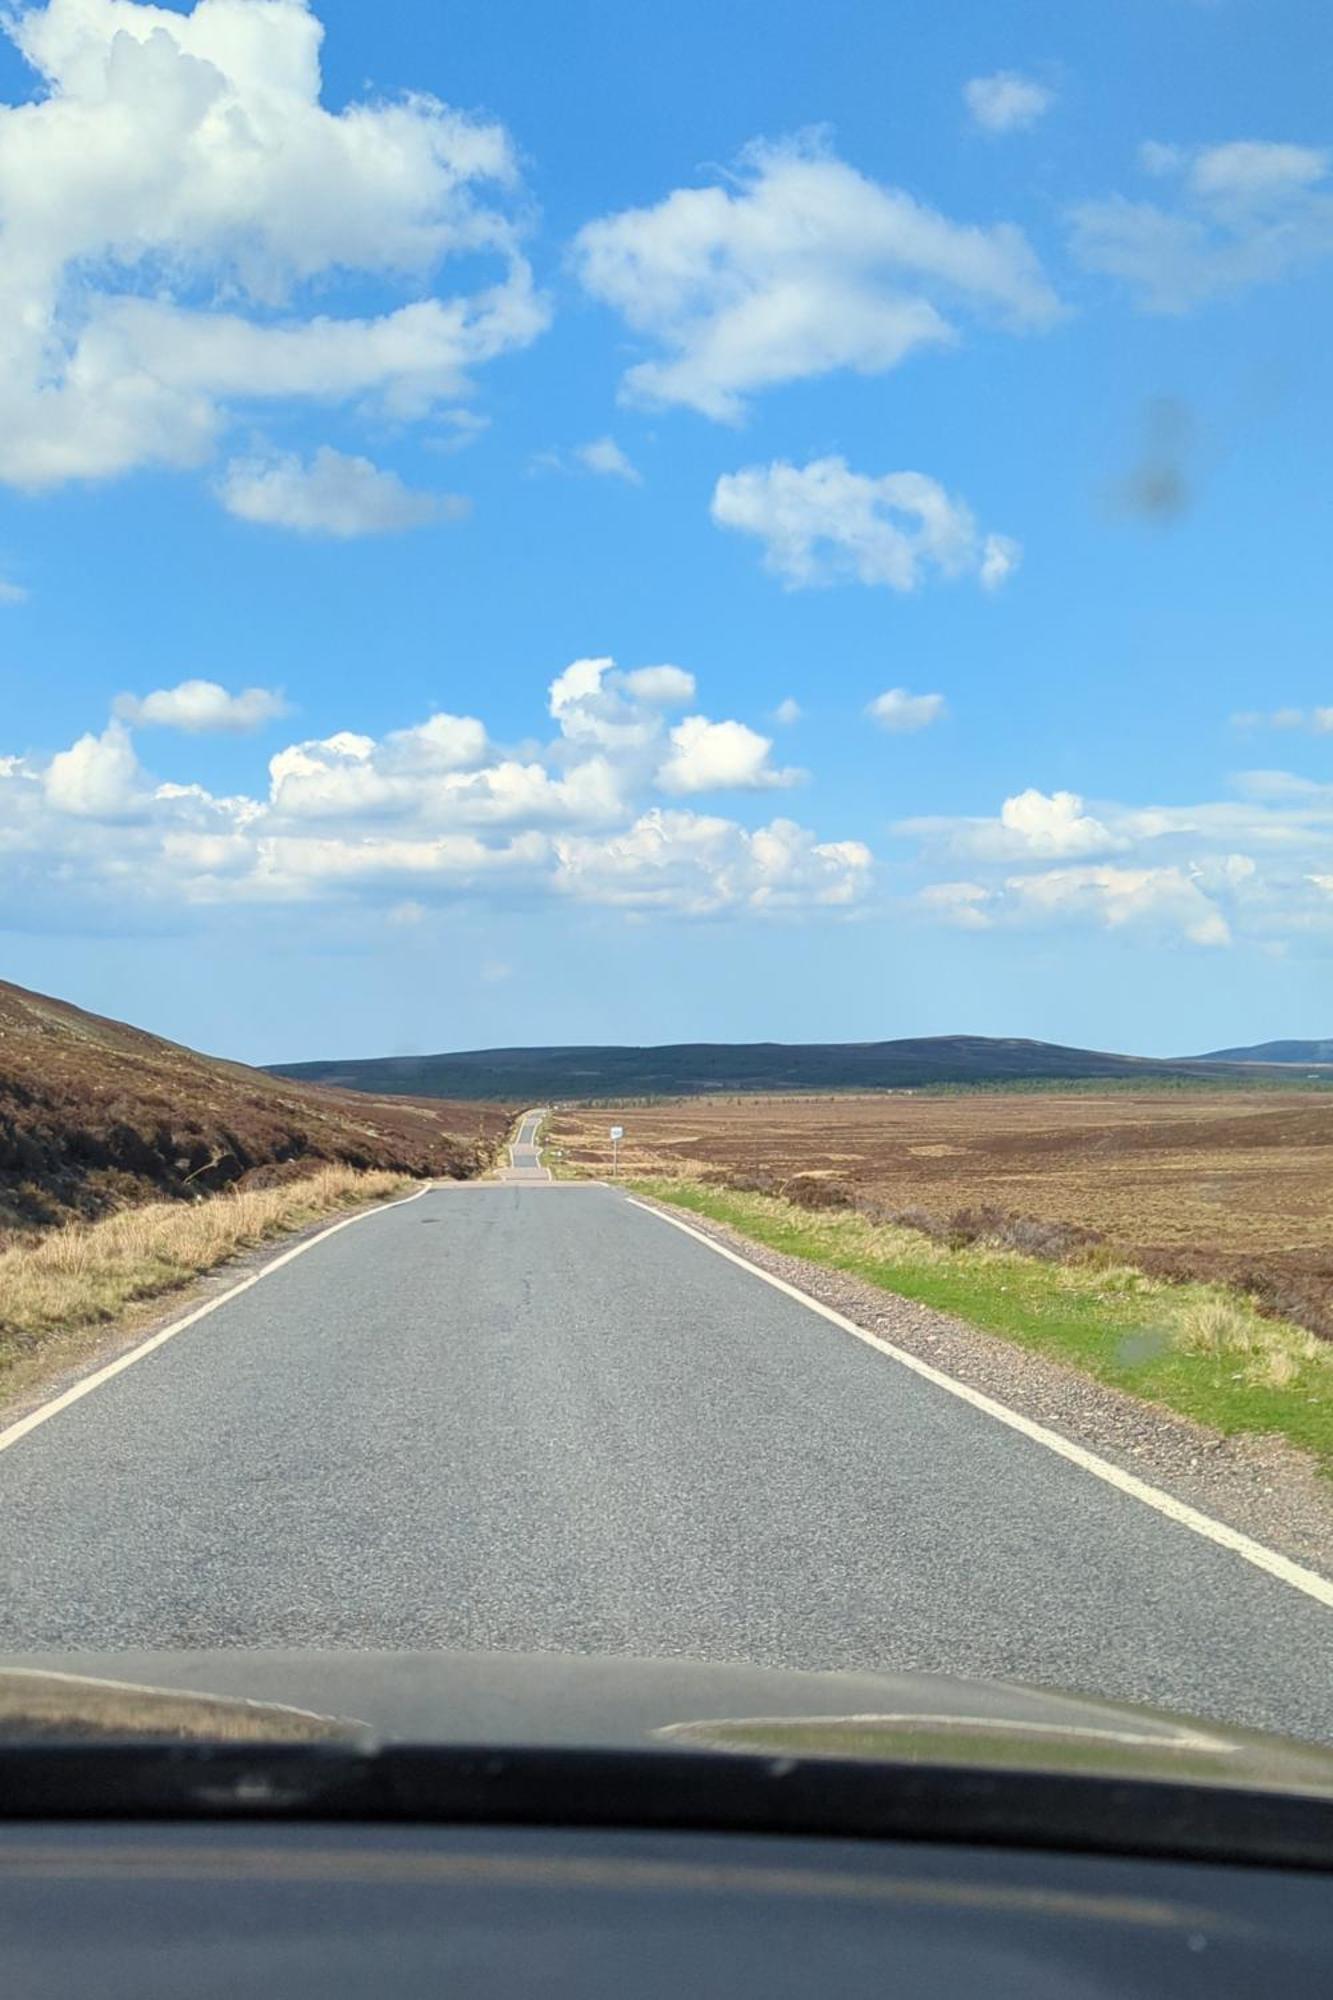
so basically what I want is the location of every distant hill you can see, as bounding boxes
[268,1034,1227,1103]
[1190,1039,1333,1066]
[0,980,509,1231]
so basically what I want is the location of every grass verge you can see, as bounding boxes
[0,1167,414,1397]
[632,1177,1333,1475]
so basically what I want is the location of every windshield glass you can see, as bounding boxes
[3,0,1333,1766]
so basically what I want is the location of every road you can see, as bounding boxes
[3,1176,1333,1741]
[499,1106,551,1182]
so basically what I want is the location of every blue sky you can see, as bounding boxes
[3,0,1332,1062]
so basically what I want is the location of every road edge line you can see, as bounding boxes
[0,1182,433,1460]
[626,1194,1333,1613]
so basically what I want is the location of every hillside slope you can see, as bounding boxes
[269,1034,1222,1102]
[0,980,509,1232]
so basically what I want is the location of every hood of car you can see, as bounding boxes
[2,1649,1333,1802]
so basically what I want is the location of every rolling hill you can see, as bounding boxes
[1190,1039,1333,1065]
[0,980,510,1232]
[267,1034,1236,1102]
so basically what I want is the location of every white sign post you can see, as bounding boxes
[610,1125,624,1178]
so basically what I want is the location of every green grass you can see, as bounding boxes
[631,1178,1333,1475]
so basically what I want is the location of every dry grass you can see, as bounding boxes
[1173,1292,1321,1390]
[0,1166,412,1378]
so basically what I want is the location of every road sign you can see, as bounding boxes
[610,1125,624,1141]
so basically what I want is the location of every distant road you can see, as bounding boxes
[500,1106,551,1182]
[2,1173,1332,1741]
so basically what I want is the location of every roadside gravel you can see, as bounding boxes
[635,1193,1333,1579]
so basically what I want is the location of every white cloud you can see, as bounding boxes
[218,446,461,537]
[964,72,1054,135]
[712,456,1020,594]
[656,716,797,794]
[773,697,802,726]
[1190,140,1328,202]
[979,533,1023,589]
[900,788,1119,862]
[3,658,870,925]
[622,665,696,704]
[554,811,871,913]
[573,131,1059,420]
[898,771,1333,949]
[547,657,697,762]
[1070,138,1333,311]
[532,435,645,484]
[999,788,1116,858]
[0,579,28,605]
[574,436,642,484]
[43,721,143,818]
[261,714,603,829]
[868,688,947,732]
[1005,865,1232,947]
[114,679,289,733]
[0,0,547,491]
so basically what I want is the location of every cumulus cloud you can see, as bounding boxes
[1070,138,1333,311]
[901,787,1119,861]
[773,697,802,726]
[43,721,143,818]
[114,679,289,733]
[1005,865,1232,947]
[868,688,947,732]
[712,457,1020,594]
[998,789,1117,858]
[554,811,871,914]
[547,657,708,772]
[623,665,697,704]
[4,657,869,924]
[963,72,1054,135]
[897,771,1333,949]
[218,446,463,537]
[0,0,547,491]
[572,131,1059,420]
[656,716,798,794]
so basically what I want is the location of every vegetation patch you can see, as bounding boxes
[0,976,508,1234]
[631,1178,1333,1476]
[0,1166,412,1396]
[551,1089,1333,1343]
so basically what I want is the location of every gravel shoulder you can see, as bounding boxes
[633,1191,1333,1579]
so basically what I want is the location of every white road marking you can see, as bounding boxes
[628,1195,1333,1613]
[0,1183,432,1460]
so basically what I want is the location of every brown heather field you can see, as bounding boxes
[549,1090,1333,1340]
[0,978,511,1238]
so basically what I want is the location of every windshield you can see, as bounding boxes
[3,0,1333,1768]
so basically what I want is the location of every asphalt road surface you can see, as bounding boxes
[4,1178,1333,1741]
[499,1107,551,1182]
